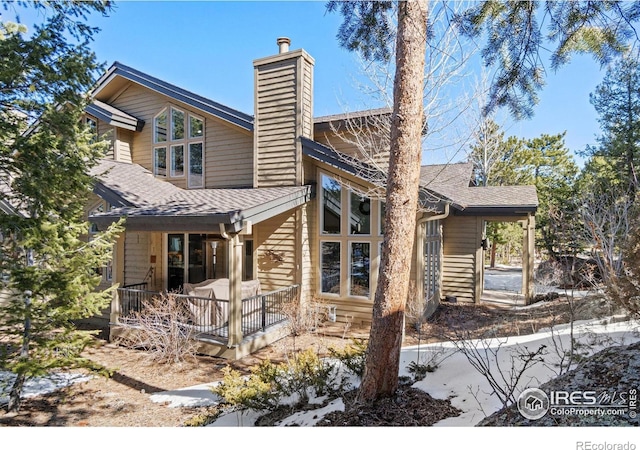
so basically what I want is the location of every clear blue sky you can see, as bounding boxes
[10,0,607,165]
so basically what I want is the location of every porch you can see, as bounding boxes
[111,283,298,359]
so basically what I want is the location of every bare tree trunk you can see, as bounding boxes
[7,289,32,413]
[358,0,428,402]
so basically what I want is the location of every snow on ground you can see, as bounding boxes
[0,372,92,407]
[159,314,639,427]
[3,313,638,428]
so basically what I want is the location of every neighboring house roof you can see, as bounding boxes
[89,160,313,232]
[314,108,392,133]
[92,62,254,132]
[86,100,145,132]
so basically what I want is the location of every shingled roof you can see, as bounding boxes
[90,160,313,232]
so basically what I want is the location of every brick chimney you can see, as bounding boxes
[253,37,314,187]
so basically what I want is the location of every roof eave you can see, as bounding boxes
[452,205,538,216]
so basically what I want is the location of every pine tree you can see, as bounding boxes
[589,53,640,198]
[0,1,122,412]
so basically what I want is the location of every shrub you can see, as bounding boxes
[211,348,342,413]
[328,338,367,379]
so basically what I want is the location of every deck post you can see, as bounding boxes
[522,214,536,304]
[227,234,243,346]
[110,233,126,329]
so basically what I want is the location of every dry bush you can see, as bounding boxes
[607,219,640,318]
[281,295,319,337]
[116,293,198,365]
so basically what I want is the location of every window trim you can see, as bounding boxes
[152,106,205,187]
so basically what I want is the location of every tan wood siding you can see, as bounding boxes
[96,118,115,159]
[255,59,298,187]
[254,49,314,188]
[115,129,133,163]
[256,210,297,293]
[124,232,150,287]
[330,298,373,326]
[108,83,253,188]
[299,202,313,306]
[442,215,479,303]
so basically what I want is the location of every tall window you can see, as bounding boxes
[318,172,383,299]
[153,107,204,187]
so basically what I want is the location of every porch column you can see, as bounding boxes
[110,232,125,331]
[227,234,243,346]
[522,214,536,304]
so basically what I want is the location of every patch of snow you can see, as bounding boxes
[149,381,222,408]
[0,372,92,406]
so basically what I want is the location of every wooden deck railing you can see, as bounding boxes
[115,284,299,341]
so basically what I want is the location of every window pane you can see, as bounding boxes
[350,242,370,297]
[154,110,167,143]
[322,174,341,234]
[189,142,203,187]
[244,240,254,281]
[350,192,370,235]
[321,242,340,294]
[188,234,206,285]
[380,201,386,235]
[168,234,184,292]
[171,108,184,140]
[170,145,184,177]
[189,115,204,138]
[154,147,167,176]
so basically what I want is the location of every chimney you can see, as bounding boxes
[277,37,291,54]
[253,38,315,187]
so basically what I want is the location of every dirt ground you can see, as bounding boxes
[0,292,621,427]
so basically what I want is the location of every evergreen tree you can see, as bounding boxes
[588,53,640,198]
[0,1,122,412]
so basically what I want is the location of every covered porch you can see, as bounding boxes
[89,159,314,358]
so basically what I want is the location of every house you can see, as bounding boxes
[86,37,537,359]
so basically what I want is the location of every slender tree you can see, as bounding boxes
[328,0,428,401]
[0,1,121,412]
[328,0,640,401]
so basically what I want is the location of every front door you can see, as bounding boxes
[167,233,207,292]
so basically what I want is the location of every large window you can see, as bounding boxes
[318,172,383,299]
[153,107,204,187]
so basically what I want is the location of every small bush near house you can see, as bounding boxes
[212,348,345,414]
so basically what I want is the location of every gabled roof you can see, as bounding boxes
[92,62,254,132]
[86,100,145,132]
[302,137,537,215]
[90,160,313,232]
